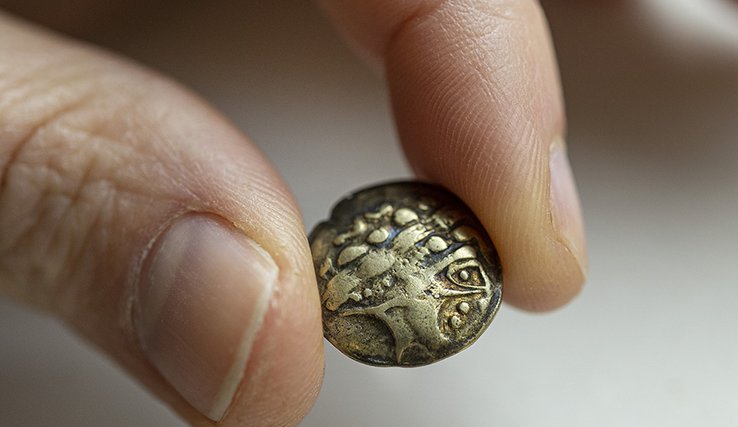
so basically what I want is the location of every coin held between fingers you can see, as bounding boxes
[309,182,503,367]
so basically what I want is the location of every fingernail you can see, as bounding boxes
[135,214,277,421]
[550,137,588,277]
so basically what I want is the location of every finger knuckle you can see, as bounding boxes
[0,75,144,311]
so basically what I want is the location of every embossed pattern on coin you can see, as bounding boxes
[309,182,502,367]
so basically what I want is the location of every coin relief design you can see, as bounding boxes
[309,182,503,367]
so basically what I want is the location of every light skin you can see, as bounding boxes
[0,0,735,425]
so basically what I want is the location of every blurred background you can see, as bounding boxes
[1,0,737,425]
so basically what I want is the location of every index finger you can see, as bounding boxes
[318,0,587,311]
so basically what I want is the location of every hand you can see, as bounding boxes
[0,1,593,425]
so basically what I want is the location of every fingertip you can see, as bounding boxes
[501,243,586,312]
[380,0,588,312]
[502,137,588,312]
[221,272,325,426]
[317,0,589,310]
[134,214,324,424]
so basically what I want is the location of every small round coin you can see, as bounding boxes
[309,182,502,367]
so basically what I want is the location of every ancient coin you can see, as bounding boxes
[309,182,502,367]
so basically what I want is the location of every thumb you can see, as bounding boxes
[0,12,322,426]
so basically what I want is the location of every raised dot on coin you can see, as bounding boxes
[426,235,448,252]
[449,315,462,329]
[338,245,368,267]
[363,288,373,298]
[451,226,474,242]
[366,228,390,244]
[458,302,470,314]
[459,270,470,281]
[393,208,418,226]
[348,292,362,302]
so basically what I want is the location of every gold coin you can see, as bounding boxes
[309,182,502,367]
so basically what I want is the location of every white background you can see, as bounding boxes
[1,1,737,426]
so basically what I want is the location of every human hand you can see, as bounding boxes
[0,1,590,425]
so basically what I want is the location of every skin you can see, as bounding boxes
[1,1,736,426]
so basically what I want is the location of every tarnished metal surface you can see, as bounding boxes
[309,182,502,367]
